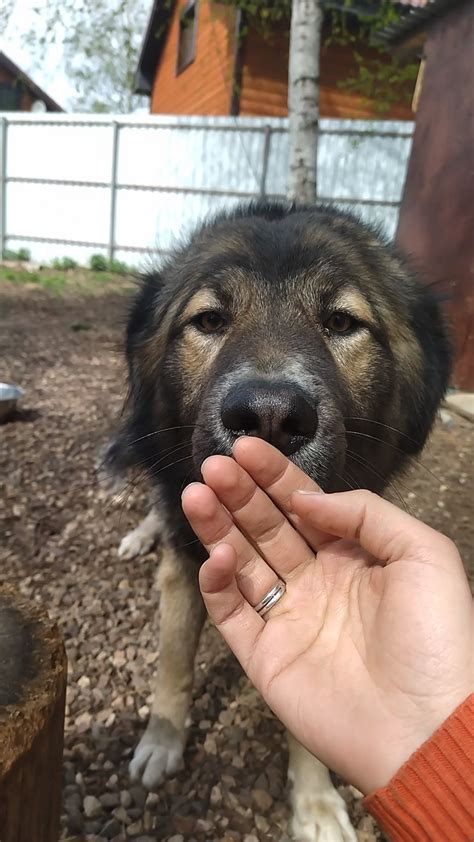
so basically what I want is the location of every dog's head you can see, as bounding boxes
[118,203,450,493]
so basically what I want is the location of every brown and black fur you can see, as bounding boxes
[108,202,451,838]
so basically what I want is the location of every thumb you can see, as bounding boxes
[290,489,456,568]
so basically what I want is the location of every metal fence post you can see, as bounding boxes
[108,121,120,264]
[0,118,8,261]
[259,125,272,199]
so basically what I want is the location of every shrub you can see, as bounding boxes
[52,256,78,271]
[89,253,108,272]
[108,258,130,276]
[3,247,31,262]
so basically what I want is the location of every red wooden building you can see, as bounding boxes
[135,0,417,119]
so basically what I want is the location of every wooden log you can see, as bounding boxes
[0,585,67,842]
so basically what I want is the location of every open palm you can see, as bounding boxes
[182,437,473,794]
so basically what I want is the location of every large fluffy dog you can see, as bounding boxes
[109,202,450,840]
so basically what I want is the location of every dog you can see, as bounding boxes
[107,202,450,841]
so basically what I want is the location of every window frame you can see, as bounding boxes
[176,0,198,76]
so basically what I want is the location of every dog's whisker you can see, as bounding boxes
[129,424,204,447]
[346,449,411,514]
[141,441,193,475]
[343,417,424,448]
[344,430,442,484]
[332,469,359,492]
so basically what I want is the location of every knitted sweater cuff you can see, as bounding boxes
[364,694,474,841]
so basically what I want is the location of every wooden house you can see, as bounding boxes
[135,0,417,119]
[381,0,474,390]
[0,52,63,112]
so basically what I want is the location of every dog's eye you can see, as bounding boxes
[325,312,357,334]
[193,311,227,334]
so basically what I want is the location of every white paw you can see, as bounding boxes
[291,790,357,842]
[129,716,184,789]
[118,527,156,560]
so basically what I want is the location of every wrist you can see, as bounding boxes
[360,690,473,795]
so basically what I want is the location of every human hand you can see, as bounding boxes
[181,437,474,794]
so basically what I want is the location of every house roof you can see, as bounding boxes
[377,0,466,45]
[0,51,64,112]
[134,0,176,95]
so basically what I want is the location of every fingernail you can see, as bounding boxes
[181,481,202,499]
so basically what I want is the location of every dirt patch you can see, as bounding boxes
[1,283,472,842]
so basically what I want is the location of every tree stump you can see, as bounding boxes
[0,585,67,842]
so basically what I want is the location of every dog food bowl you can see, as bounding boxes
[0,382,24,422]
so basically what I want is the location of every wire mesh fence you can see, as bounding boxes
[0,113,413,268]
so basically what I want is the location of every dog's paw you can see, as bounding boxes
[118,526,156,560]
[129,715,184,790]
[291,790,357,842]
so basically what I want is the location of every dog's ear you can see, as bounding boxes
[125,271,167,398]
[403,287,452,453]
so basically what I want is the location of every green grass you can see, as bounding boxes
[0,265,135,296]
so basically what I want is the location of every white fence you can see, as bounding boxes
[0,113,413,268]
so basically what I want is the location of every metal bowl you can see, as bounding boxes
[0,382,24,422]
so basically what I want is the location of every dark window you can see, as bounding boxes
[0,82,21,111]
[177,0,197,75]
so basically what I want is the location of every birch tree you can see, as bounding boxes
[287,0,322,202]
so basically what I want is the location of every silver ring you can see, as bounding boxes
[254,580,286,618]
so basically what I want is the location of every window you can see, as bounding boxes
[177,0,198,75]
[0,82,21,111]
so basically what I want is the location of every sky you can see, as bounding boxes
[3,0,86,109]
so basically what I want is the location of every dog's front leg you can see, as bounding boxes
[118,506,162,559]
[288,734,357,842]
[129,548,206,789]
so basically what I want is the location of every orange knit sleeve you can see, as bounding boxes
[364,694,474,841]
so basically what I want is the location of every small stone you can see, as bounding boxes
[196,818,214,832]
[204,736,217,754]
[438,409,454,427]
[120,790,133,808]
[251,788,273,811]
[112,805,131,825]
[172,815,196,834]
[106,774,119,790]
[127,820,144,836]
[83,796,102,819]
[244,836,259,842]
[100,818,122,839]
[145,792,159,808]
[64,791,82,813]
[78,675,90,689]
[210,784,222,805]
[100,792,120,809]
[255,814,270,832]
[167,836,184,842]
[130,785,147,807]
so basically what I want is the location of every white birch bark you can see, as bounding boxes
[287,0,321,203]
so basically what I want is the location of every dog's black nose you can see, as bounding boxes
[220,380,318,455]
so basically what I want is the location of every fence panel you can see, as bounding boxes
[0,113,413,267]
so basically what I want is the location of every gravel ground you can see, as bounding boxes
[1,281,473,842]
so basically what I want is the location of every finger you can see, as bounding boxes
[181,482,278,604]
[199,543,264,669]
[232,437,333,550]
[201,455,314,578]
[291,489,458,567]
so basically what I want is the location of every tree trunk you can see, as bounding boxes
[287,0,321,202]
[0,585,67,842]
